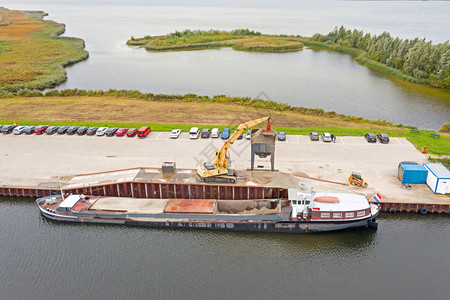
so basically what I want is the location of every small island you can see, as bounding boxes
[127,29,304,53]
[128,28,450,90]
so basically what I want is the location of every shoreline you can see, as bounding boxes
[0,8,89,92]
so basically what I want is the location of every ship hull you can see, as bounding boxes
[38,201,378,234]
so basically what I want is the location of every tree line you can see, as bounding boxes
[312,26,450,88]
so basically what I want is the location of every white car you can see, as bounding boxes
[322,132,332,142]
[96,127,108,136]
[169,129,181,139]
[246,129,252,140]
[189,127,200,139]
[211,128,220,138]
[13,126,26,135]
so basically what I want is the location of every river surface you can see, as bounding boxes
[0,197,449,299]
[3,0,450,130]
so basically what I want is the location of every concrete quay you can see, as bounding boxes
[0,132,448,213]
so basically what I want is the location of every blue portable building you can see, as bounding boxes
[398,164,428,184]
[423,163,450,194]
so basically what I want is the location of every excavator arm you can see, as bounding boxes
[197,116,271,183]
[213,116,270,169]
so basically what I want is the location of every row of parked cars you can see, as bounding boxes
[364,133,390,143]
[308,131,390,143]
[173,127,287,141]
[0,124,152,138]
[6,124,389,143]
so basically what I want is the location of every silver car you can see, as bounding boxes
[13,126,26,135]
[169,129,181,139]
[321,132,332,142]
[211,128,220,138]
[96,127,108,136]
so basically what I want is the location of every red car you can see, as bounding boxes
[34,125,49,134]
[126,128,138,137]
[137,126,151,138]
[115,128,128,136]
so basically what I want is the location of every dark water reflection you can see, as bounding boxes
[1,197,448,299]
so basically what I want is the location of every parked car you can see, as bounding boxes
[66,126,79,135]
[105,127,118,136]
[96,127,108,136]
[115,128,128,136]
[86,127,99,135]
[13,126,27,135]
[309,132,319,141]
[137,126,151,138]
[57,126,69,134]
[321,132,332,142]
[377,133,390,144]
[2,125,17,134]
[246,129,252,140]
[189,127,200,139]
[221,128,230,140]
[201,128,211,138]
[278,131,287,141]
[365,133,376,143]
[45,126,59,135]
[34,125,49,134]
[169,129,181,139]
[211,128,220,138]
[76,126,88,135]
[126,128,138,137]
[25,126,36,134]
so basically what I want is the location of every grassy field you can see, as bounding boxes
[1,94,448,155]
[0,8,88,92]
[127,29,304,53]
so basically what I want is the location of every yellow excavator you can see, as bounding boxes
[197,116,271,183]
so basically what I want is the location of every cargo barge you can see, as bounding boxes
[36,187,380,233]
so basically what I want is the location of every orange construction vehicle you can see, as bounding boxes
[349,172,368,188]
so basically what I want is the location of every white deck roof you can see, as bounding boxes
[312,192,369,211]
[424,163,450,179]
[59,195,82,208]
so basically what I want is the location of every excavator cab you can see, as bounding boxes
[349,172,368,188]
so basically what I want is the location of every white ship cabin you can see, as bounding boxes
[309,193,371,221]
[56,194,84,212]
[289,188,372,220]
[288,188,313,218]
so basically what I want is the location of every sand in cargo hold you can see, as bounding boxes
[90,197,168,214]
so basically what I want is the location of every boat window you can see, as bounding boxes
[292,200,297,205]
[320,213,330,218]
[345,212,354,218]
[357,211,365,217]
[333,213,342,218]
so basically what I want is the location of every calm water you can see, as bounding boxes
[0,197,449,299]
[3,0,450,130]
